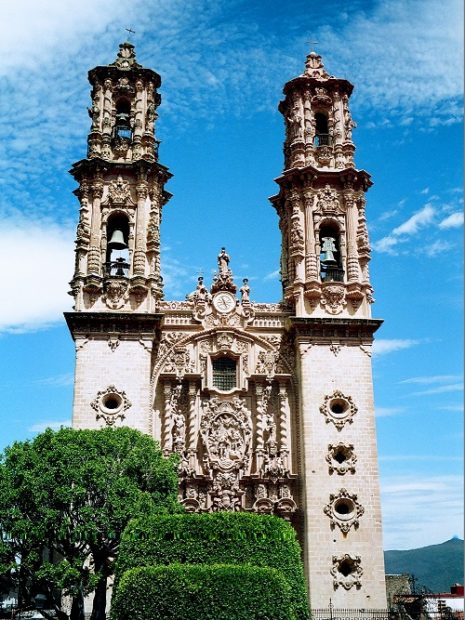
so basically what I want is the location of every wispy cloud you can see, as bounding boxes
[375,406,405,418]
[373,205,436,254]
[263,269,280,282]
[373,339,420,356]
[381,474,464,549]
[34,373,74,387]
[28,420,71,433]
[411,382,464,396]
[439,212,464,229]
[401,374,462,384]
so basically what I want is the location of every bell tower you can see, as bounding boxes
[67,43,171,433]
[271,51,387,608]
[69,42,171,312]
[271,51,373,318]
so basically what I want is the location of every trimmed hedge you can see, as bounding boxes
[112,564,294,620]
[115,512,309,620]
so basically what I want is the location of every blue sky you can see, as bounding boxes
[0,0,463,552]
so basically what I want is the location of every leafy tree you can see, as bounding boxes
[0,427,180,620]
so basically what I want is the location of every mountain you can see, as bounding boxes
[384,538,464,593]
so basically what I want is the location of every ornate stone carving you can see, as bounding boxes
[163,347,195,378]
[331,554,363,590]
[107,176,134,205]
[256,351,277,378]
[200,397,251,474]
[320,390,357,430]
[316,185,342,214]
[324,488,364,533]
[321,283,346,315]
[103,279,129,310]
[326,443,357,475]
[330,343,342,356]
[90,385,131,426]
[304,52,330,79]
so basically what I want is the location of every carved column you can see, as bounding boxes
[188,382,198,472]
[102,79,113,139]
[87,181,103,275]
[345,193,360,282]
[304,192,318,281]
[255,383,267,472]
[133,80,144,142]
[133,181,148,276]
[278,383,291,471]
[162,381,173,456]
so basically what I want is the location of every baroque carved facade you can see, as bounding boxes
[66,44,387,610]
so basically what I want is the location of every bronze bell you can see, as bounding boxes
[108,229,127,250]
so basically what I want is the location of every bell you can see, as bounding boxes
[108,228,127,250]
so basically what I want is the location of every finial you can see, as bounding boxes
[112,40,139,70]
[304,47,330,79]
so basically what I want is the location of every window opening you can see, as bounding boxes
[106,214,129,277]
[212,357,237,391]
[314,112,330,146]
[319,225,344,282]
[114,99,132,140]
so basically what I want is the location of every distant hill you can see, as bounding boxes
[384,538,464,593]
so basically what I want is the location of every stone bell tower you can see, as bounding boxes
[67,43,171,432]
[270,51,387,608]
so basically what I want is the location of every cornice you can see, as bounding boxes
[65,311,162,338]
[290,317,383,341]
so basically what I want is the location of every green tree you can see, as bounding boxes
[0,427,180,620]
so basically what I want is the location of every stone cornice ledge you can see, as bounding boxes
[290,317,383,341]
[65,312,163,338]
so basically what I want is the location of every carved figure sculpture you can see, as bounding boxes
[218,247,230,274]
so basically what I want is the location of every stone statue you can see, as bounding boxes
[240,278,250,302]
[218,247,230,274]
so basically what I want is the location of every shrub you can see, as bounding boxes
[115,512,309,619]
[112,564,294,620]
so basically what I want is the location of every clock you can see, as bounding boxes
[212,292,236,313]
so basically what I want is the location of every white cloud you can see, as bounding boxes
[34,373,74,387]
[0,218,74,333]
[263,269,280,281]
[439,212,464,229]
[424,239,453,257]
[381,474,464,549]
[392,204,436,235]
[28,420,71,433]
[318,0,464,124]
[401,374,462,384]
[411,382,464,396]
[373,339,420,356]
[375,406,404,418]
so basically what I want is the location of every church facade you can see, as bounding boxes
[66,43,387,609]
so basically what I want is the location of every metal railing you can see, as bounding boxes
[311,609,391,620]
[314,133,332,147]
[105,259,130,277]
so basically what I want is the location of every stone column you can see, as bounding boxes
[278,383,291,470]
[87,181,103,275]
[304,192,318,281]
[188,382,198,472]
[345,193,360,282]
[133,181,148,276]
[163,381,173,456]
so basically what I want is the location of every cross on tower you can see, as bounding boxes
[125,27,136,41]
[306,38,319,51]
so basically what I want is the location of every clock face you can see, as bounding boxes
[213,292,236,313]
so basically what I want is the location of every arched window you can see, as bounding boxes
[106,214,129,277]
[114,99,132,140]
[314,112,330,146]
[212,357,237,391]
[319,224,344,282]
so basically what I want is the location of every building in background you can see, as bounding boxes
[66,43,387,610]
